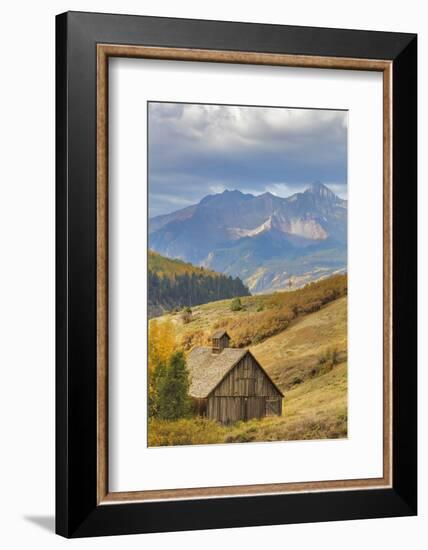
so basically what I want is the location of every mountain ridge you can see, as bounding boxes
[149,182,347,293]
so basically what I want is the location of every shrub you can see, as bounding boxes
[318,348,340,367]
[318,354,328,365]
[181,308,192,324]
[302,300,322,314]
[225,432,256,444]
[179,274,347,350]
[230,297,242,311]
[148,417,224,446]
[252,334,263,345]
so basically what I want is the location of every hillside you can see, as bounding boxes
[156,274,346,351]
[149,183,347,293]
[252,296,347,390]
[229,296,347,442]
[148,291,347,446]
[148,250,250,318]
[149,250,218,278]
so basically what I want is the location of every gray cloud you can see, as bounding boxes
[148,103,347,217]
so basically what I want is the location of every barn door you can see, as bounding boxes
[265,398,280,416]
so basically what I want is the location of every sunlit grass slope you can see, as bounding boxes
[148,293,347,446]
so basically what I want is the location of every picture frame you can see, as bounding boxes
[56,11,417,538]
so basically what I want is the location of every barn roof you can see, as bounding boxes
[187,346,284,399]
[211,329,230,339]
[187,347,247,398]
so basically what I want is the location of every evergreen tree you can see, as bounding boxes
[230,297,242,311]
[148,258,250,315]
[157,351,193,420]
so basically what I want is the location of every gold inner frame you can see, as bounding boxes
[96,44,393,504]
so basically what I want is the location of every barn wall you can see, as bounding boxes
[212,354,281,398]
[206,354,283,423]
[207,396,268,423]
[265,397,282,416]
[207,396,243,423]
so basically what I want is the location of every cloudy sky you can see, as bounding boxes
[148,102,347,217]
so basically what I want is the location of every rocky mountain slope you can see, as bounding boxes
[149,182,347,293]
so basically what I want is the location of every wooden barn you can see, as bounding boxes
[187,331,284,424]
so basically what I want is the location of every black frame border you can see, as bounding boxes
[56,11,417,538]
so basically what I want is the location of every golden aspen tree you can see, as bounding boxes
[148,319,176,416]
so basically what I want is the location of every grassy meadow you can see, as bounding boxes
[148,279,347,446]
[169,274,346,350]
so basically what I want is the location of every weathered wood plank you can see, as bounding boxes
[213,354,281,398]
[205,352,282,423]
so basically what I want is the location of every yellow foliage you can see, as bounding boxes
[148,319,175,370]
[148,417,224,446]
[148,363,347,446]
[174,274,347,351]
[148,319,176,414]
[148,250,218,278]
[216,275,347,348]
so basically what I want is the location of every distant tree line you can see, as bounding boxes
[148,270,250,312]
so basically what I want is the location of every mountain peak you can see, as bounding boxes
[222,189,242,195]
[256,191,281,204]
[199,189,247,205]
[306,181,327,192]
[305,181,337,199]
